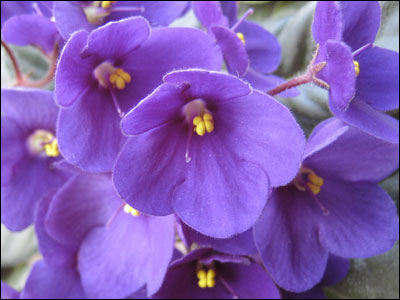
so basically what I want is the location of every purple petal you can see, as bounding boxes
[192,1,228,29]
[254,189,328,292]
[81,17,150,60]
[318,180,399,258]
[211,25,249,76]
[53,1,94,40]
[281,288,326,299]
[220,1,237,27]
[319,255,350,286]
[55,30,96,108]
[1,282,20,299]
[312,1,342,45]
[355,46,399,111]
[339,1,381,52]
[46,173,121,248]
[57,88,127,172]
[237,20,281,74]
[21,260,85,299]
[330,96,399,144]
[2,14,59,54]
[306,118,399,182]
[78,214,175,298]
[218,262,281,299]
[319,40,356,112]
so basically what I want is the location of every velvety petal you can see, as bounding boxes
[181,222,258,256]
[237,20,281,74]
[354,46,399,111]
[35,192,76,267]
[220,1,237,27]
[211,25,249,76]
[164,69,251,102]
[192,1,228,29]
[339,1,381,52]
[78,214,175,298]
[305,118,399,182]
[319,40,356,111]
[312,2,342,45]
[81,17,150,60]
[2,14,59,54]
[254,189,328,292]
[243,69,300,98]
[317,180,399,258]
[53,1,94,39]
[120,27,223,107]
[46,173,121,248]
[330,96,399,144]
[1,282,20,299]
[153,262,232,299]
[55,30,97,108]
[21,260,86,299]
[219,262,281,299]
[319,255,350,286]
[57,88,127,172]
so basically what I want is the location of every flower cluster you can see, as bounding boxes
[1,1,398,299]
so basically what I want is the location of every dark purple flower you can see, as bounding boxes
[1,88,70,231]
[55,17,222,172]
[113,69,305,238]
[45,172,175,298]
[53,1,190,39]
[153,247,280,299]
[1,282,20,299]
[254,118,399,292]
[312,1,399,143]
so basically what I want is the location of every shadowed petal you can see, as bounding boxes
[192,1,228,29]
[312,2,342,46]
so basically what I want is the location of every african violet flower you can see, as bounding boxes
[1,88,70,231]
[1,282,20,299]
[254,118,399,292]
[312,1,399,143]
[45,172,175,298]
[113,69,305,238]
[153,247,280,299]
[53,1,190,39]
[1,1,53,28]
[55,16,222,172]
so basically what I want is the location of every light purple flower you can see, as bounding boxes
[1,1,53,28]
[55,17,222,172]
[1,88,70,231]
[312,1,399,143]
[153,247,281,299]
[113,69,305,238]
[1,282,20,299]
[254,118,399,292]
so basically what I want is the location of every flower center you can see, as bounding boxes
[353,60,360,76]
[83,1,115,25]
[294,167,324,195]
[93,62,132,90]
[27,129,60,157]
[197,268,216,289]
[236,32,246,45]
[183,99,215,137]
[123,204,140,217]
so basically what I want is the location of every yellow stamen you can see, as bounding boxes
[27,130,60,157]
[353,60,360,76]
[101,1,116,9]
[44,139,60,157]
[306,172,324,195]
[197,269,216,289]
[109,68,132,90]
[123,204,140,217]
[236,32,246,45]
[193,113,214,137]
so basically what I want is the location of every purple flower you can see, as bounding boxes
[1,1,53,28]
[53,1,190,39]
[55,17,222,172]
[153,247,281,299]
[45,172,175,298]
[312,1,399,143]
[254,118,399,292]
[1,282,20,299]
[113,69,305,238]
[1,88,70,231]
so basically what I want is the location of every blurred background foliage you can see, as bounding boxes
[1,1,398,298]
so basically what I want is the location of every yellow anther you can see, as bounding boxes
[353,60,360,76]
[193,113,214,136]
[44,139,60,157]
[307,172,324,195]
[236,32,246,45]
[197,269,216,289]
[307,182,321,195]
[123,204,140,217]
[108,68,132,90]
[101,1,116,9]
